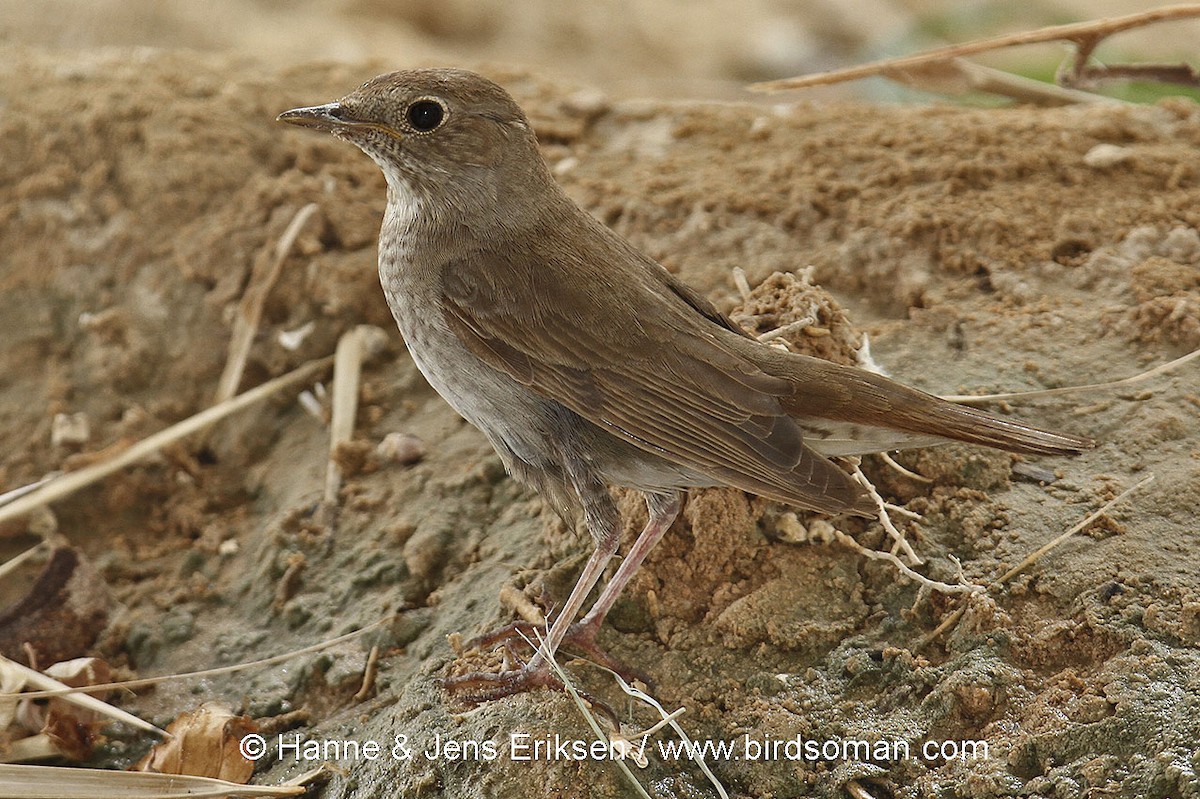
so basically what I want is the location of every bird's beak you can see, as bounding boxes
[277,103,349,132]
[277,102,401,139]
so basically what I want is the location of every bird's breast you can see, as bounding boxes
[377,244,563,472]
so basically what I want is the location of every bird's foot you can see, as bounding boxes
[444,656,623,729]
[444,659,563,704]
[455,618,648,688]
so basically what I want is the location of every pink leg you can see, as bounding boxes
[572,491,682,641]
[446,490,681,701]
[525,530,618,670]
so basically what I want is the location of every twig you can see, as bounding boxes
[0,357,333,528]
[849,463,922,565]
[352,645,380,702]
[731,267,752,304]
[323,327,366,508]
[992,475,1154,586]
[214,203,318,404]
[942,345,1200,404]
[752,5,1200,93]
[915,604,968,651]
[0,657,166,737]
[757,316,817,343]
[832,529,981,596]
[878,452,933,484]
[3,615,392,701]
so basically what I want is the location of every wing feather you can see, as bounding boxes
[438,235,871,516]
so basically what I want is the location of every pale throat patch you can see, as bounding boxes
[367,152,423,232]
[367,152,425,297]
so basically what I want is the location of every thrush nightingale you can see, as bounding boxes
[279,69,1093,698]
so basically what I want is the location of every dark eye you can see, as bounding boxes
[406,99,445,132]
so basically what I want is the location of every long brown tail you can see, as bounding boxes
[750,345,1096,456]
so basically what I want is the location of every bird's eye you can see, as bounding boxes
[405,99,446,132]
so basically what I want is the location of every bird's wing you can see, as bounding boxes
[438,238,872,516]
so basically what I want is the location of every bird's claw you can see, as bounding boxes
[444,661,563,704]
[454,617,650,689]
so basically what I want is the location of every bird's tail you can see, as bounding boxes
[751,345,1095,456]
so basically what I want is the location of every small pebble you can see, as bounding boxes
[1083,143,1133,168]
[51,412,90,446]
[375,432,426,465]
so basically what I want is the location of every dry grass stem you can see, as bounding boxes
[0,656,165,738]
[607,671,730,799]
[535,633,655,799]
[0,544,46,582]
[323,327,367,509]
[753,5,1200,93]
[0,475,61,511]
[628,707,686,739]
[886,59,1116,105]
[214,202,319,404]
[3,616,391,701]
[0,763,304,798]
[352,644,380,702]
[942,345,1200,405]
[918,474,1155,649]
[992,474,1155,586]
[0,356,333,529]
[297,388,326,422]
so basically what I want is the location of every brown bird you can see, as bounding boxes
[278,69,1093,697]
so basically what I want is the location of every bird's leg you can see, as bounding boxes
[446,469,622,701]
[451,490,682,697]
[567,491,682,650]
[521,531,617,668]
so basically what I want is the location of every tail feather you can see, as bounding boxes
[749,345,1096,456]
[875,395,1096,455]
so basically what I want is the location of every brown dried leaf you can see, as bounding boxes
[134,703,257,784]
[1,657,115,763]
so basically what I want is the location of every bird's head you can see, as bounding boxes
[279,69,550,226]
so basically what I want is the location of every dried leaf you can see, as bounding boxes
[135,703,257,784]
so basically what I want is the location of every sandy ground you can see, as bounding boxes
[1,15,1199,799]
